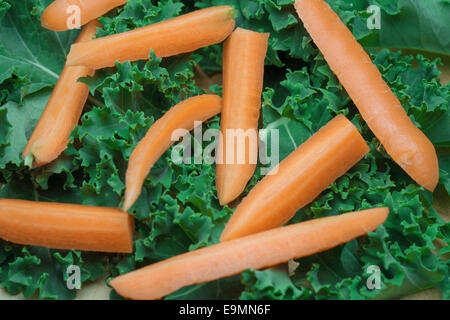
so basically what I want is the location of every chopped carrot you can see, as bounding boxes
[110,207,389,300]
[294,0,439,191]
[0,199,134,253]
[216,28,269,205]
[66,6,236,70]
[123,95,222,212]
[220,115,369,242]
[41,0,126,31]
[23,20,101,168]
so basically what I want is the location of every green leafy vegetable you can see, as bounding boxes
[0,0,79,102]
[0,0,449,300]
[329,0,450,56]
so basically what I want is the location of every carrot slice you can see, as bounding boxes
[220,115,369,241]
[0,199,134,253]
[66,6,236,70]
[216,28,269,205]
[23,20,101,168]
[110,207,388,300]
[294,0,439,191]
[41,0,126,31]
[123,95,222,212]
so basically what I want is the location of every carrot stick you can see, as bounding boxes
[0,199,134,253]
[294,0,439,192]
[23,20,101,168]
[110,207,388,300]
[123,95,222,212]
[215,28,269,205]
[41,0,126,31]
[66,6,236,70]
[220,115,369,242]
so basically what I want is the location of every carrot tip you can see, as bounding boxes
[122,197,133,213]
[24,154,34,169]
[230,7,238,19]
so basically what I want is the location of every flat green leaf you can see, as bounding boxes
[0,0,79,101]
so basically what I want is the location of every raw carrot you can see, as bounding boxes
[110,207,389,300]
[220,114,369,242]
[294,0,439,191]
[41,0,126,31]
[123,95,222,212]
[215,28,269,205]
[0,199,134,253]
[66,6,236,70]
[23,20,101,168]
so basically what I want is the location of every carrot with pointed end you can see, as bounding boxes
[66,6,236,70]
[0,199,134,253]
[220,115,369,242]
[23,20,101,168]
[41,0,126,31]
[123,95,222,212]
[110,207,389,300]
[294,0,439,191]
[215,28,269,205]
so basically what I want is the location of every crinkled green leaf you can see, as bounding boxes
[438,155,450,195]
[1,0,449,300]
[97,0,184,37]
[0,245,106,299]
[240,267,312,300]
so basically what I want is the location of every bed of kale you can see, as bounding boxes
[0,0,448,299]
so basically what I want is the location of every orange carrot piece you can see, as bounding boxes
[66,6,236,70]
[41,0,126,31]
[110,207,388,300]
[220,115,369,242]
[0,199,134,253]
[123,95,222,212]
[216,28,269,205]
[23,20,101,168]
[294,0,439,191]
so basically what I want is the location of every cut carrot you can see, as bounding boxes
[23,20,101,168]
[41,0,126,31]
[215,28,269,205]
[294,0,439,191]
[110,207,388,300]
[0,199,134,253]
[220,115,369,242]
[123,95,222,212]
[66,6,236,70]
